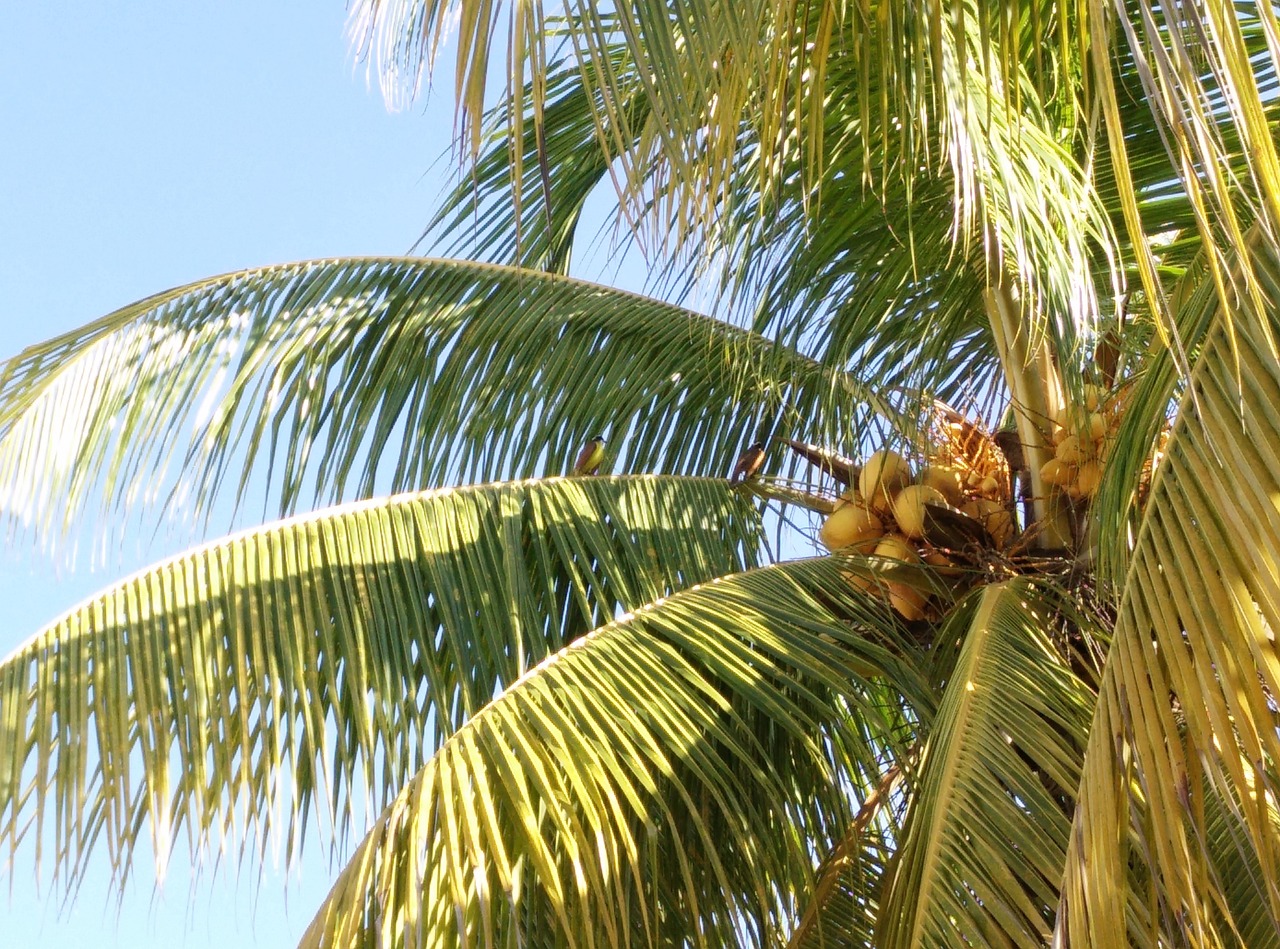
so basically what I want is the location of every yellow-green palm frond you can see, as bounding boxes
[299,556,931,948]
[360,2,1111,357]
[1059,235,1280,946]
[0,475,758,899]
[0,257,884,550]
[1093,0,1280,344]
[787,764,904,948]
[876,579,1100,948]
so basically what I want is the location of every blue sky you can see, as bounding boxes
[0,4,638,946]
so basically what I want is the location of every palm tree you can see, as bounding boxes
[4,1,1280,946]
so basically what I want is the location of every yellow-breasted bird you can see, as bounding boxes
[572,434,607,476]
[730,442,766,483]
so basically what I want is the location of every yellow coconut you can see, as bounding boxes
[819,503,884,552]
[1076,461,1102,498]
[1055,433,1087,466]
[978,475,1002,499]
[873,534,927,620]
[888,584,928,621]
[1084,412,1107,442]
[1039,457,1074,487]
[962,498,1016,548]
[923,546,963,577]
[841,568,877,595]
[859,449,913,515]
[919,465,965,506]
[1083,383,1105,412]
[873,533,920,563]
[892,484,947,540]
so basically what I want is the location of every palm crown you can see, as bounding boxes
[3,2,1280,947]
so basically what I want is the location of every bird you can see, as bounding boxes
[572,434,607,475]
[730,442,767,483]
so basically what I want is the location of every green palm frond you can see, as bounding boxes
[299,557,930,948]
[427,25,648,275]
[1059,236,1280,946]
[0,257,885,547]
[787,764,904,949]
[878,579,1099,949]
[0,475,758,896]
[1097,1,1280,341]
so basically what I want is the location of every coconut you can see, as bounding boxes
[874,533,921,564]
[1082,412,1106,442]
[841,568,877,595]
[872,534,927,620]
[962,498,1016,548]
[819,503,884,552]
[1083,383,1105,412]
[888,584,928,621]
[858,449,913,515]
[923,546,962,577]
[1076,461,1102,498]
[1039,458,1074,487]
[892,484,947,539]
[1055,433,1087,466]
[919,465,965,505]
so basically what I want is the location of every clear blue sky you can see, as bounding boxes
[0,4,636,946]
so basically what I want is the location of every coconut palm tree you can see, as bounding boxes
[4,1,1280,946]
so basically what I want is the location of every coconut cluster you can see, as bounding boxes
[1038,384,1132,502]
[819,443,1017,620]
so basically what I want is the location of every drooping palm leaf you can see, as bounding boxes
[876,579,1099,948]
[299,556,932,948]
[786,764,905,949]
[427,24,648,275]
[0,257,885,548]
[0,475,759,895]
[1059,236,1280,946]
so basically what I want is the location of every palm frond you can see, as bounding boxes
[1059,235,1280,946]
[299,556,932,948]
[787,765,904,949]
[0,475,758,897]
[426,24,647,275]
[0,257,884,549]
[878,579,1099,949]
[1098,1,1280,344]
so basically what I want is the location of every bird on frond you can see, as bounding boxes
[730,442,766,483]
[572,434,607,476]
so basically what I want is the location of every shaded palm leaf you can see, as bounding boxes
[0,475,758,895]
[300,557,932,948]
[0,257,884,548]
[878,579,1099,948]
[787,765,904,949]
[1059,236,1280,946]
[427,24,648,275]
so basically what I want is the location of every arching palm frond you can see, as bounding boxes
[1097,1,1280,342]
[877,579,1100,949]
[427,24,648,276]
[0,476,758,898]
[299,557,932,949]
[1060,237,1280,946]
[0,258,884,549]
[787,764,904,949]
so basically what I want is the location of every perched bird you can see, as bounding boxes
[730,442,767,483]
[572,434,607,475]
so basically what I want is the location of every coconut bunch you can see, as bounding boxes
[1038,383,1133,502]
[816,439,1018,620]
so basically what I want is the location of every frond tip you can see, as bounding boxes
[0,256,874,551]
[0,475,758,898]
